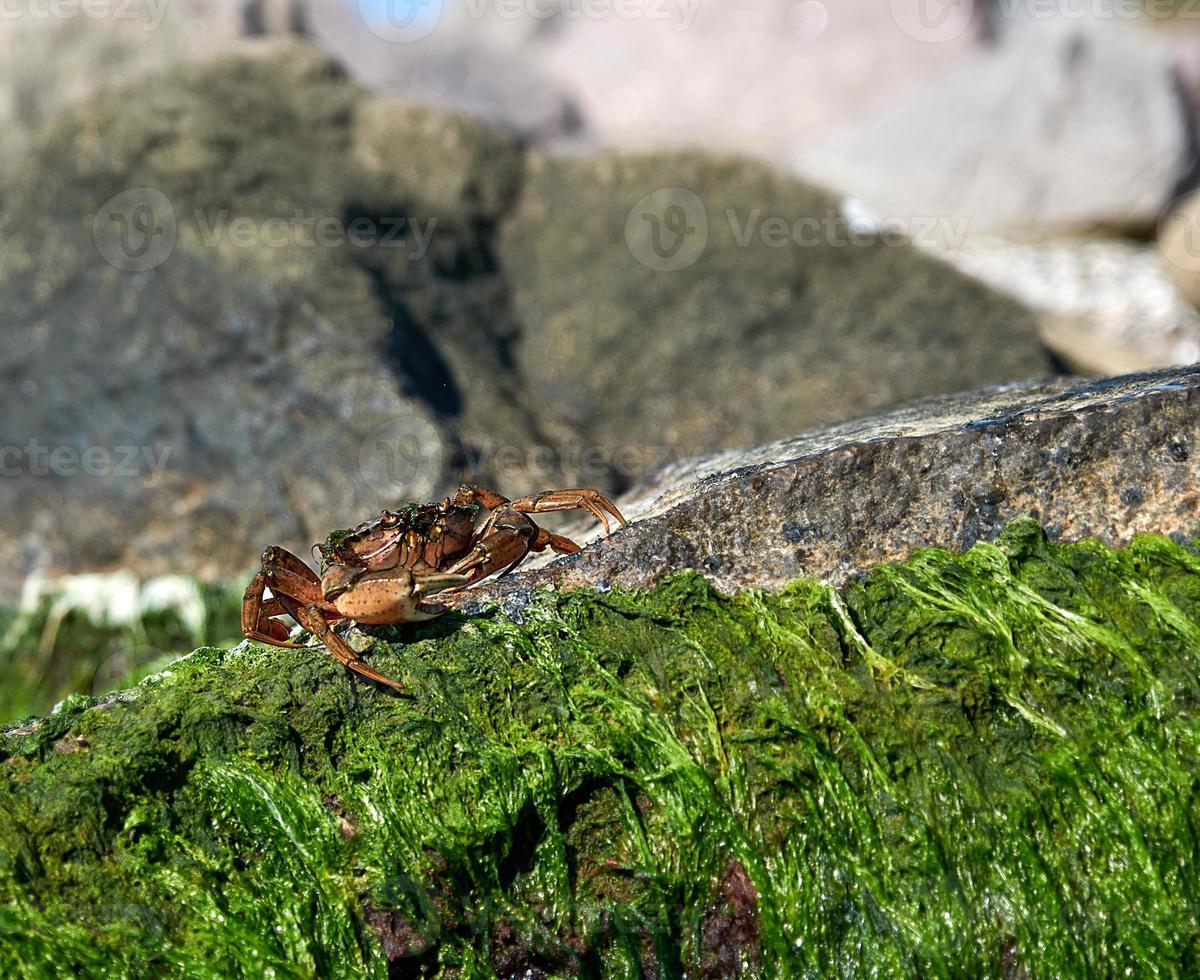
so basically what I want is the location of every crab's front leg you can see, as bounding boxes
[243,548,415,690]
[271,590,409,691]
[506,488,626,535]
[456,485,627,536]
[242,547,336,649]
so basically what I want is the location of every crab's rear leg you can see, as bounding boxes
[532,527,583,555]
[506,489,627,535]
[272,592,405,691]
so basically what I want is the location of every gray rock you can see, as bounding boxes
[0,44,535,589]
[461,366,1200,612]
[792,23,1192,238]
[0,44,1057,590]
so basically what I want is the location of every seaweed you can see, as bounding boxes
[1,518,1199,977]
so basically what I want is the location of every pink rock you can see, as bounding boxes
[537,0,987,157]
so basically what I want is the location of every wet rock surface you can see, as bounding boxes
[463,366,1200,611]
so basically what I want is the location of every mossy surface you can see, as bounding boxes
[2,518,1200,978]
[501,152,1052,459]
[0,579,244,723]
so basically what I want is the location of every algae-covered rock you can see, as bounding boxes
[501,152,1053,463]
[3,520,1200,976]
[353,99,526,224]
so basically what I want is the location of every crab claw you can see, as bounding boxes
[410,570,473,617]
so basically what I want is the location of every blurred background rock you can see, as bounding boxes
[4,0,1200,713]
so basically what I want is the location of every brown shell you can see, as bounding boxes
[319,499,480,573]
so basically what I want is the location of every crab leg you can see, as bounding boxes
[459,485,626,536]
[446,529,579,587]
[506,489,626,535]
[264,546,323,583]
[532,527,583,555]
[446,522,536,584]
[243,547,340,649]
[242,571,299,645]
[272,592,405,690]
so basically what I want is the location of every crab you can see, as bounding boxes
[242,485,626,689]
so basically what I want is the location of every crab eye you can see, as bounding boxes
[380,510,400,527]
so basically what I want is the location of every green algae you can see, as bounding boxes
[0,579,245,723]
[2,518,1200,977]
